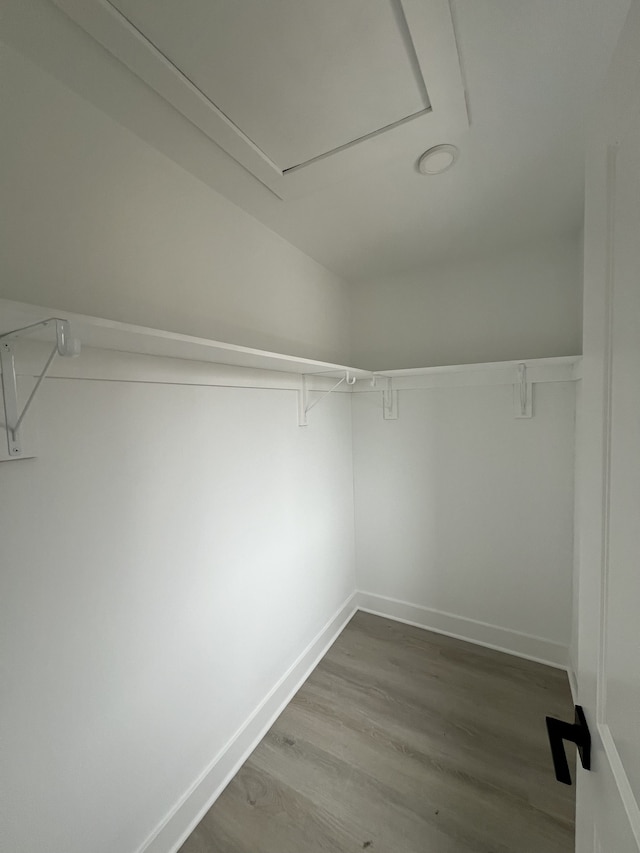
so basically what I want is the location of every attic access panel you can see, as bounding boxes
[51,0,468,199]
[110,0,431,169]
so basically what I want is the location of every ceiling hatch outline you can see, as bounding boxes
[50,0,469,200]
[109,0,434,171]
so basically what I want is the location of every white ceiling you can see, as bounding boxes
[50,0,469,199]
[109,0,430,170]
[248,0,629,279]
[2,0,632,282]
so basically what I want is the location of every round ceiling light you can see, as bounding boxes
[417,144,459,175]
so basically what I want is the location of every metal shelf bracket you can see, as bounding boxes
[514,363,533,418]
[298,370,356,426]
[371,375,399,420]
[0,319,81,457]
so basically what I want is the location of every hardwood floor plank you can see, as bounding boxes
[179,612,575,853]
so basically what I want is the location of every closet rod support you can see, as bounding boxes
[514,363,532,418]
[371,375,398,420]
[298,370,356,426]
[0,319,81,456]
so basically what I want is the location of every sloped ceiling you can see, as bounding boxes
[1,0,632,281]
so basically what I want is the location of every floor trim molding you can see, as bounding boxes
[138,592,358,853]
[140,591,569,853]
[355,591,569,669]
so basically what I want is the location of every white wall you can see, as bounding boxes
[352,378,576,665]
[0,44,359,851]
[0,354,356,853]
[349,236,582,370]
[0,42,351,365]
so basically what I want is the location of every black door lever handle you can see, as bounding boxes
[545,705,591,785]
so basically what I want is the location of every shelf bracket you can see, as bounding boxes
[0,319,81,457]
[298,370,356,426]
[382,377,398,420]
[371,375,399,420]
[514,363,532,418]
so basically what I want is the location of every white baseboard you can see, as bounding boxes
[138,592,358,853]
[355,591,569,669]
[138,590,568,853]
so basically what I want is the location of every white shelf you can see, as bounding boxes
[0,298,370,379]
[357,355,582,392]
[374,355,581,377]
[0,298,583,458]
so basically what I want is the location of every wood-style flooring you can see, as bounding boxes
[179,611,575,853]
